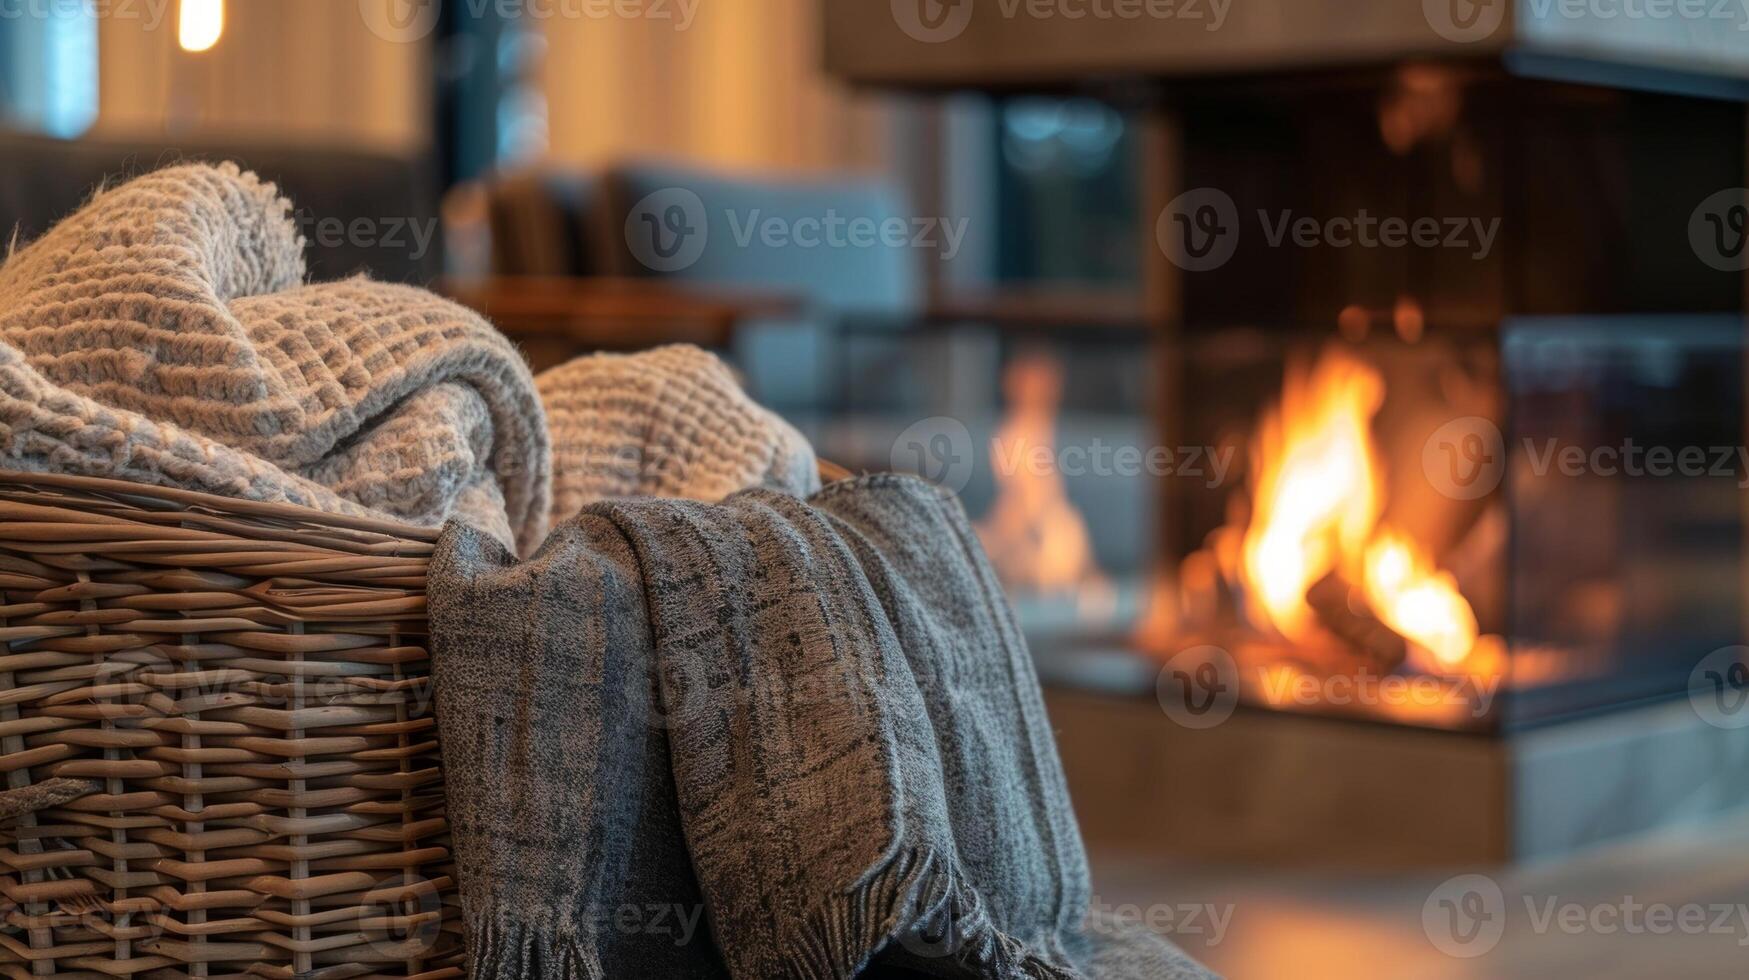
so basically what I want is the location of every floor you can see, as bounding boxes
[1089,815,1749,979]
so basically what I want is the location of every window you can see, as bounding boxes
[0,5,98,138]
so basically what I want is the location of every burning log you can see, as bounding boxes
[1306,570,1408,671]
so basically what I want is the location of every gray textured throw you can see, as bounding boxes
[430,474,1217,979]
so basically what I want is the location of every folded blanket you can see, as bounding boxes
[429,474,1217,979]
[430,509,725,977]
[539,343,819,525]
[0,162,551,552]
[0,163,818,550]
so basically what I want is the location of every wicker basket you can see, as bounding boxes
[0,472,459,978]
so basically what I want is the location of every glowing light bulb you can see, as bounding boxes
[179,0,224,53]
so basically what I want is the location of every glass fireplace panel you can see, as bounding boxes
[1503,315,1747,728]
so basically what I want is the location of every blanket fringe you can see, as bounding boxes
[783,846,1081,980]
[465,908,605,980]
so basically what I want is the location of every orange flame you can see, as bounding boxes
[1240,349,1483,670]
[1363,530,1478,669]
[977,354,1110,609]
[1240,352,1384,644]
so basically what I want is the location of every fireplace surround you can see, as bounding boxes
[822,5,1749,862]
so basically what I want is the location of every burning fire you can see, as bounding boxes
[1240,353,1384,646]
[1362,531,1478,669]
[977,353,1111,611]
[1204,348,1488,673]
[977,344,1491,678]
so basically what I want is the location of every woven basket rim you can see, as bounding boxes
[0,469,441,544]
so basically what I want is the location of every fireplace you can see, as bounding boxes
[934,64,1746,727]
[819,24,1749,862]
[1127,314,1746,732]
[1123,64,1744,734]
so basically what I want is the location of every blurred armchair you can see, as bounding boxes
[597,161,923,417]
[441,165,812,370]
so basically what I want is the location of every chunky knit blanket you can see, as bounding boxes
[0,163,817,550]
[539,344,819,526]
[429,474,1217,979]
[0,162,550,552]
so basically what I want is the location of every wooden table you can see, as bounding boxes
[441,276,806,369]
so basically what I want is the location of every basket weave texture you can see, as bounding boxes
[0,472,460,978]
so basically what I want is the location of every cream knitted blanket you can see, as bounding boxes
[540,344,819,526]
[0,163,818,547]
[0,162,551,552]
